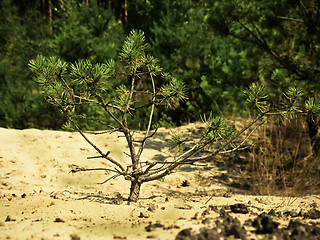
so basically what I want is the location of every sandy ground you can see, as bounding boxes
[1,123,320,240]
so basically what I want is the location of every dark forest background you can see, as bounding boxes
[1,0,319,130]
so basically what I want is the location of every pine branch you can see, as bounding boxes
[95,93,125,128]
[137,66,156,159]
[232,17,307,79]
[119,69,140,172]
[140,108,269,182]
[51,96,126,173]
[220,122,262,154]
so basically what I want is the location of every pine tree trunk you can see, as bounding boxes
[124,0,128,25]
[48,0,53,35]
[307,116,320,155]
[41,0,46,13]
[128,179,141,203]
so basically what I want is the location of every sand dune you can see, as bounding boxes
[0,125,319,239]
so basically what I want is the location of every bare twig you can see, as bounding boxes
[133,128,158,143]
[123,151,131,158]
[72,122,125,172]
[144,162,158,174]
[140,161,207,166]
[220,122,263,154]
[73,95,124,112]
[52,97,126,173]
[87,151,110,159]
[72,114,111,126]
[123,68,136,124]
[220,145,251,154]
[274,16,304,23]
[69,166,121,175]
[84,128,120,135]
[99,174,122,184]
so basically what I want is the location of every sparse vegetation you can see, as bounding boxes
[249,117,320,196]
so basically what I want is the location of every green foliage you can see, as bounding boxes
[30,29,188,130]
[3,0,320,134]
[0,0,61,129]
[29,55,113,130]
[209,0,320,93]
[169,134,184,155]
[150,0,258,120]
[201,115,235,145]
[244,83,269,111]
[281,87,303,118]
[127,0,166,39]
[134,0,320,124]
[116,85,131,108]
[245,82,320,116]
[51,0,125,63]
[0,0,28,128]
[159,75,188,108]
[120,30,147,66]
[305,96,320,116]
[157,112,176,128]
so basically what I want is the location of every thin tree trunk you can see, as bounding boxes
[128,179,141,203]
[48,0,53,35]
[307,116,320,156]
[41,0,46,13]
[124,0,127,25]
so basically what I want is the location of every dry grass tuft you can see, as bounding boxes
[248,116,320,196]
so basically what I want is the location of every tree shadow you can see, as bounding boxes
[199,152,252,194]
[76,191,163,204]
[77,192,127,205]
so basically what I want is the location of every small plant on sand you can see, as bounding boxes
[29,30,320,202]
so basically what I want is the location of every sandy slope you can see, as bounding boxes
[0,124,320,240]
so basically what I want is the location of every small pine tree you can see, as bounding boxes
[29,30,320,202]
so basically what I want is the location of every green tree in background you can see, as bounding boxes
[0,0,61,128]
[150,0,260,122]
[208,0,320,155]
[51,0,125,63]
[2,0,320,136]
[0,0,125,129]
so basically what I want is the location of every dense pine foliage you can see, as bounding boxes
[1,0,320,130]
